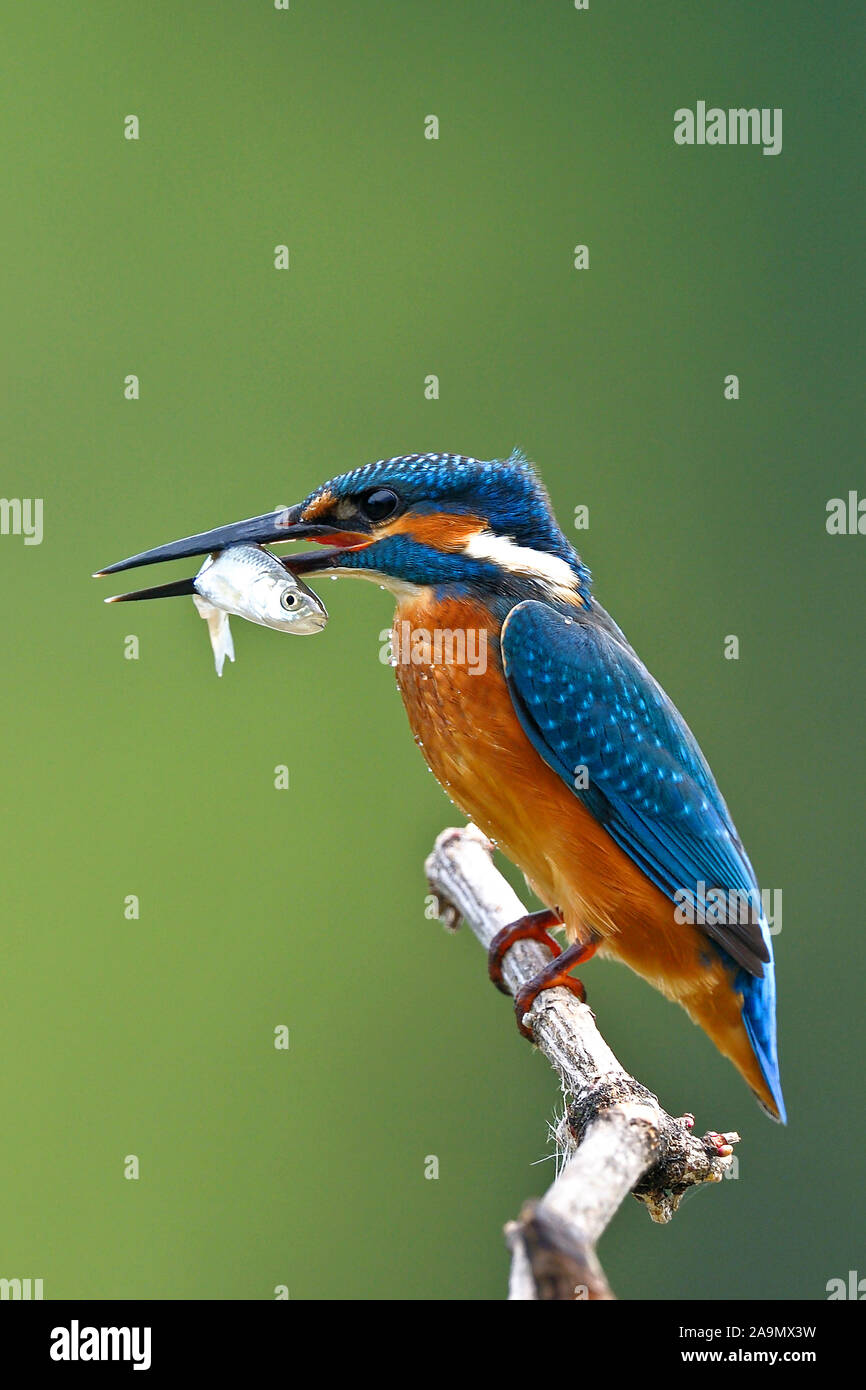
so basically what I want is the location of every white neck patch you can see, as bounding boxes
[463,529,580,603]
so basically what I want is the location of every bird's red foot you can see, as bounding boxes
[513,940,596,1039]
[487,909,562,996]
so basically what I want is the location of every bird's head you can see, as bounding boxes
[97,451,591,614]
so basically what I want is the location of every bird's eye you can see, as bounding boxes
[361,487,400,522]
[280,590,299,610]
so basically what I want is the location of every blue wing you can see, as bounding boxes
[501,599,783,1117]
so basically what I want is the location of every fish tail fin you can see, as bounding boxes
[194,597,235,677]
[212,615,235,677]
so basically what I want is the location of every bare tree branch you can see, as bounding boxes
[425,823,739,1301]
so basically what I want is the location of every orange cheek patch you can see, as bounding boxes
[300,489,336,522]
[382,512,485,551]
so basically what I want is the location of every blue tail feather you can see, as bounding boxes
[737,929,785,1123]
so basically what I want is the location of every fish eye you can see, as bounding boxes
[360,487,400,522]
[280,590,299,610]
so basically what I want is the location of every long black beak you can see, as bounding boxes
[93,506,308,577]
[102,550,346,604]
[105,577,198,603]
[94,504,369,601]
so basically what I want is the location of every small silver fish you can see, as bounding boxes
[192,544,327,676]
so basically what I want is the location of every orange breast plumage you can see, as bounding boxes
[391,593,637,928]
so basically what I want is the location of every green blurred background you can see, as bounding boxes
[0,1,862,1300]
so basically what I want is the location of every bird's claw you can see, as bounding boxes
[487,911,563,996]
[514,972,586,1040]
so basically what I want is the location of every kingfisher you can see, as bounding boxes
[96,451,785,1122]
